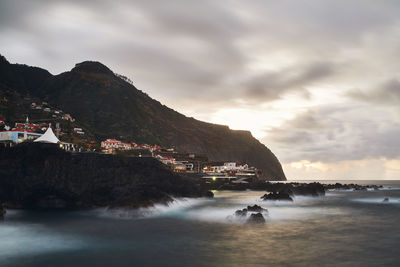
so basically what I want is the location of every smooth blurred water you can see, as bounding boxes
[1,180,400,267]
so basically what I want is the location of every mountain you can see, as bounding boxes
[0,55,286,180]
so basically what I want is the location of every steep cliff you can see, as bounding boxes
[0,55,286,180]
[0,143,207,208]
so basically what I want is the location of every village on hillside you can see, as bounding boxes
[0,99,261,184]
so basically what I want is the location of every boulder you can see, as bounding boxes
[291,182,325,196]
[0,203,6,219]
[261,192,293,201]
[246,213,265,224]
[205,191,214,198]
[247,204,268,213]
[235,208,248,217]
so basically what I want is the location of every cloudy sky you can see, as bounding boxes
[1,0,400,180]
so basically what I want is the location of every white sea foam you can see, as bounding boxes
[153,192,338,224]
[93,197,213,220]
[352,197,400,204]
[140,197,213,218]
[379,187,400,191]
[325,192,340,196]
[327,189,355,192]
[93,192,344,224]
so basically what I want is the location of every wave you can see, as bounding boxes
[78,192,347,224]
[92,197,212,220]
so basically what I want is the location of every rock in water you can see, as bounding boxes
[292,183,325,196]
[0,203,6,219]
[234,205,268,219]
[261,192,293,201]
[247,204,268,213]
[235,208,248,217]
[205,191,214,198]
[246,213,266,224]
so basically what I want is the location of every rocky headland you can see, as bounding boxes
[0,143,211,210]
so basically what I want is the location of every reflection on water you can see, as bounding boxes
[1,181,400,267]
[0,224,87,262]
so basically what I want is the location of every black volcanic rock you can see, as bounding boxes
[291,182,325,196]
[0,143,209,209]
[261,192,293,201]
[323,183,382,191]
[252,182,326,197]
[0,203,5,219]
[0,55,286,180]
[235,208,248,217]
[247,204,268,213]
[205,191,214,198]
[234,205,268,219]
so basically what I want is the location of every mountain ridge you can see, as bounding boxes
[0,55,286,180]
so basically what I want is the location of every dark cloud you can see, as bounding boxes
[244,62,336,101]
[2,0,395,106]
[348,79,400,106]
[2,0,400,167]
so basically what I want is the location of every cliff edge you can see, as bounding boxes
[0,143,208,209]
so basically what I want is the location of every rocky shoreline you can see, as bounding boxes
[223,181,388,224]
[0,143,212,211]
[324,182,383,191]
[0,143,388,219]
[206,180,385,196]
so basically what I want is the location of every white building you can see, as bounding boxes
[203,162,250,173]
[156,155,176,165]
[101,139,122,149]
[101,139,133,153]
[0,129,42,144]
[224,162,249,171]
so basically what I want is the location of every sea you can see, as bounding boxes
[1,180,400,267]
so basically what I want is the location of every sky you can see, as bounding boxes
[1,0,400,180]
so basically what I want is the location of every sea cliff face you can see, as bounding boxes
[0,143,207,209]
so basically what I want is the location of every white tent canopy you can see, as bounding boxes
[34,127,60,144]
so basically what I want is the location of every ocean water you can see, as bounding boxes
[1,180,400,267]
